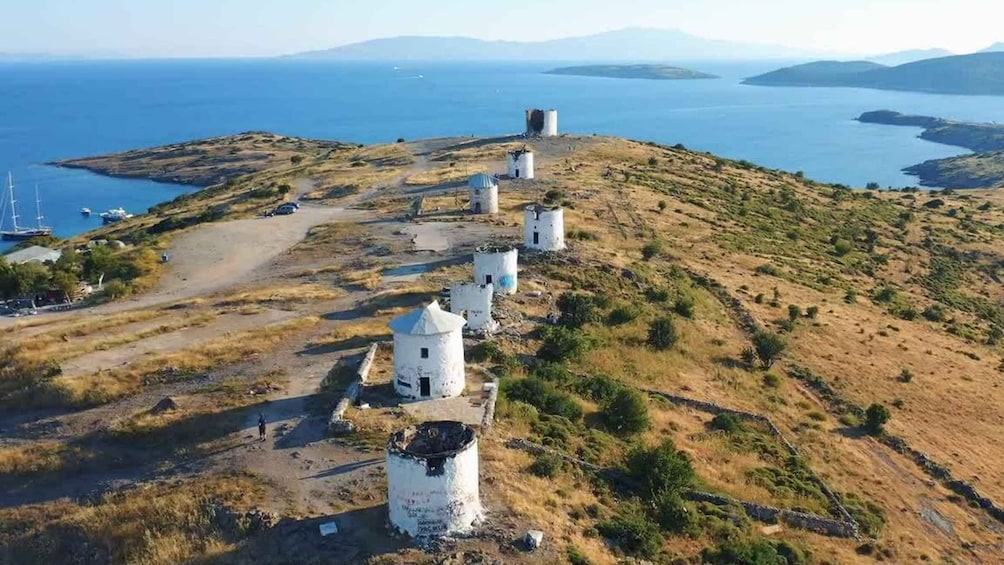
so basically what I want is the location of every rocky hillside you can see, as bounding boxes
[3,133,1004,564]
[858,110,1004,188]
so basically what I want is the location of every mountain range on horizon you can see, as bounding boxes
[285,27,843,61]
[287,28,1003,63]
[0,29,1001,62]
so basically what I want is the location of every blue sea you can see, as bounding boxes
[3,59,1004,252]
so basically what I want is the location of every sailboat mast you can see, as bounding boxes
[7,172,19,230]
[35,184,44,228]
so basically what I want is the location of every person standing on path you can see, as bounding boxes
[258,413,267,441]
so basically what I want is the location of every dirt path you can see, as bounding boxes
[0,203,370,329]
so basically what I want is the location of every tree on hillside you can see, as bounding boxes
[603,388,650,435]
[864,403,890,436]
[51,271,80,302]
[627,440,695,498]
[556,292,599,329]
[647,317,678,350]
[752,331,786,368]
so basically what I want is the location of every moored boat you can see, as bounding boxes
[1,173,53,241]
[100,207,133,224]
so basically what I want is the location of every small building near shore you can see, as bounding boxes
[2,245,61,265]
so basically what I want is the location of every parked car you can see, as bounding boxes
[274,203,297,215]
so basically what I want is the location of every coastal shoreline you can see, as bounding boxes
[857,110,1004,189]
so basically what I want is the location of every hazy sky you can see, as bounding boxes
[2,0,999,58]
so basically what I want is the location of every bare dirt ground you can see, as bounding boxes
[140,204,369,307]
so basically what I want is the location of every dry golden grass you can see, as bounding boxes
[0,441,95,477]
[45,316,318,407]
[0,471,267,565]
[9,311,217,365]
[213,284,345,308]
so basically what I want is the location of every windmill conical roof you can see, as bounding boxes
[468,173,498,189]
[388,300,467,335]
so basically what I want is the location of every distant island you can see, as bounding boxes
[284,27,833,61]
[858,110,1004,188]
[544,64,717,81]
[744,52,1004,96]
[865,48,953,66]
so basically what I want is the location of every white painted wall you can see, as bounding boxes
[507,151,534,180]
[524,207,566,251]
[392,330,466,399]
[469,185,499,214]
[473,248,518,295]
[543,110,558,137]
[450,283,499,332]
[387,437,482,537]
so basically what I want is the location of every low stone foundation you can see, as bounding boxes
[328,343,380,436]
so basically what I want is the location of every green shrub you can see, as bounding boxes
[543,189,566,204]
[752,331,786,368]
[557,292,599,329]
[833,238,853,256]
[710,412,744,433]
[533,363,575,386]
[503,377,583,421]
[467,340,504,363]
[103,280,131,300]
[647,317,678,350]
[873,285,897,303]
[897,368,913,383]
[576,374,623,403]
[674,295,695,318]
[566,546,592,565]
[701,538,809,565]
[651,493,695,533]
[528,453,564,478]
[627,440,695,497]
[844,288,858,303]
[741,347,757,370]
[806,305,819,319]
[602,388,650,435]
[641,241,663,261]
[839,491,887,537]
[864,403,890,436]
[290,155,304,165]
[597,506,663,559]
[787,304,801,322]
[762,372,780,388]
[537,326,592,363]
[606,305,639,326]
[646,288,671,303]
[754,293,765,304]
[755,263,781,276]
[657,200,667,212]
